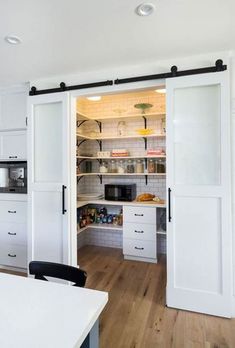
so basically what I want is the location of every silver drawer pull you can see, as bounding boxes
[9,156,17,159]
[8,232,16,236]
[134,230,144,233]
[134,214,144,217]
[8,210,16,214]
[135,247,144,250]
[8,253,16,258]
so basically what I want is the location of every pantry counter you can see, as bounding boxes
[77,199,166,209]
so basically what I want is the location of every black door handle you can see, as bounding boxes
[168,188,172,222]
[62,185,67,215]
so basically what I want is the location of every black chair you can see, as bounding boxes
[29,261,87,287]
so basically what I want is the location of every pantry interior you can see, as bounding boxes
[75,87,167,260]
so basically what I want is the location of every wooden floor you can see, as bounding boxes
[78,245,235,348]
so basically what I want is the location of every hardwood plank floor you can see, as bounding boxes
[78,245,235,348]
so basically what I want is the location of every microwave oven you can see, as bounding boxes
[105,184,136,202]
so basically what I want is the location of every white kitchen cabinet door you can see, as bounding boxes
[28,92,72,267]
[166,72,232,317]
[0,131,27,160]
[0,89,27,130]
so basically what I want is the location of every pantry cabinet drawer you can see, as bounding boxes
[0,201,27,223]
[123,238,156,259]
[0,244,27,268]
[123,222,156,241]
[0,223,27,245]
[123,206,156,225]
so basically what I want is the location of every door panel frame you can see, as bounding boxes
[166,71,232,317]
[27,92,74,267]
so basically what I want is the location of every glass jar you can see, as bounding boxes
[109,160,117,173]
[100,161,108,173]
[148,159,155,173]
[126,159,135,173]
[85,161,92,173]
[156,159,166,173]
[136,159,144,173]
[161,117,166,134]
[117,160,125,174]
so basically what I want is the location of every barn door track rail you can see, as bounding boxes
[29,59,226,96]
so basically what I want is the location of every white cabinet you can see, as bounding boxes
[0,88,27,130]
[123,206,157,263]
[0,199,27,269]
[0,131,27,160]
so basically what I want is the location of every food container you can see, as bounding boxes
[100,162,108,173]
[111,149,129,157]
[97,151,111,158]
[136,159,144,173]
[117,160,125,174]
[126,160,135,173]
[156,159,166,173]
[85,161,92,173]
[147,159,155,173]
[109,160,117,173]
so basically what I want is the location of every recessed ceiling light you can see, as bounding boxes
[136,3,155,16]
[155,88,166,94]
[87,96,101,101]
[4,35,22,45]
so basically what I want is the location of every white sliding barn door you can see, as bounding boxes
[28,93,72,266]
[166,72,232,317]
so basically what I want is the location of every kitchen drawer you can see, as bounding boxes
[0,223,27,245]
[0,201,27,223]
[123,238,156,259]
[123,206,156,225]
[0,244,27,268]
[123,222,156,241]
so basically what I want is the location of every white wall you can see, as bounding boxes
[30,49,235,310]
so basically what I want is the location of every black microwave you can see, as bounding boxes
[105,184,136,202]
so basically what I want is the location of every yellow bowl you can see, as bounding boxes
[136,128,154,135]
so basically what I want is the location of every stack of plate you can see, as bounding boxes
[77,193,103,201]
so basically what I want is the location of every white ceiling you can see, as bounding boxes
[0,0,234,87]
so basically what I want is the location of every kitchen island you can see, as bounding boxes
[0,273,108,348]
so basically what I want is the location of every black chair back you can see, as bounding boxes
[29,261,87,287]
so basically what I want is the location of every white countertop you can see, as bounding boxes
[0,273,108,348]
[77,199,166,209]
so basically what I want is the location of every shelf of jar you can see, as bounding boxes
[76,132,165,141]
[77,223,123,234]
[77,111,166,122]
[77,173,166,177]
[77,155,166,159]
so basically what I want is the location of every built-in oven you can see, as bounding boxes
[0,162,27,193]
